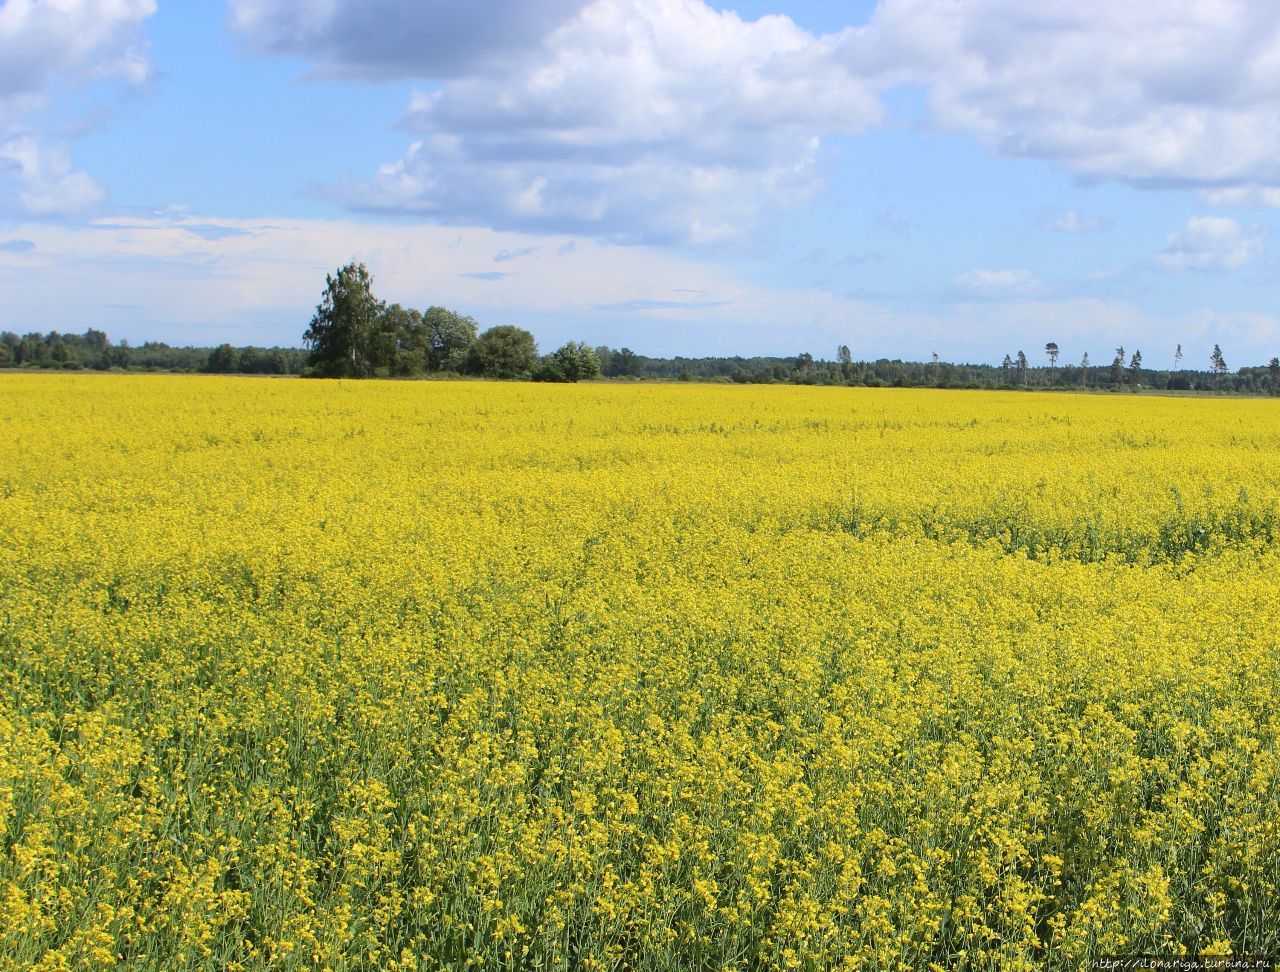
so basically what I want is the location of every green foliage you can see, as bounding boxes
[300,270,480,378]
[607,346,640,377]
[423,307,478,373]
[534,341,601,382]
[467,326,538,379]
[1211,344,1228,390]
[837,344,853,379]
[303,262,386,377]
[1111,347,1126,387]
[207,344,238,373]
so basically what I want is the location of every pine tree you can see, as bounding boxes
[1210,344,1227,391]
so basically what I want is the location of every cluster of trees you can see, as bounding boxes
[203,345,309,375]
[1,329,129,370]
[302,262,598,381]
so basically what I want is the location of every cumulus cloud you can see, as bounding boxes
[232,2,1280,238]
[846,1,1280,192]
[0,0,153,104]
[0,0,155,216]
[239,0,880,242]
[1157,215,1263,272]
[953,268,1041,296]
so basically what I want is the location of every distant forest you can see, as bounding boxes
[9,260,1279,392]
[7,324,1280,394]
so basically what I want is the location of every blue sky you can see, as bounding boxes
[3,0,1280,365]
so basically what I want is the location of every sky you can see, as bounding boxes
[4,1,1280,365]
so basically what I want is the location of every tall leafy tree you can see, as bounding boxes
[562,342,601,380]
[468,326,538,379]
[423,307,479,372]
[206,344,238,374]
[837,344,853,380]
[610,347,639,377]
[536,341,602,382]
[304,262,386,377]
[381,304,426,375]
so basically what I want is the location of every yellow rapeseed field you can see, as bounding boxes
[2,373,1278,970]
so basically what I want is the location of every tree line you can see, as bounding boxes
[301,262,600,382]
[300,263,1280,391]
[989,341,1277,394]
[6,262,1280,394]
[0,328,306,374]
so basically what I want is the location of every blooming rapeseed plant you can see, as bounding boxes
[1,373,1277,969]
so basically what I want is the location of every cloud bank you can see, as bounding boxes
[5,212,1278,361]
[227,0,1280,241]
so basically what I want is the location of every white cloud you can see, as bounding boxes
[0,213,905,349]
[953,268,1041,296]
[228,2,1280,237]
[240,0,879,242]
[234,1,1280,243]
[849,1,1280,192]
[0,0,153,103]
[1157,215,1262,272]
[0,212,910,349]
[0,0,155,216]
